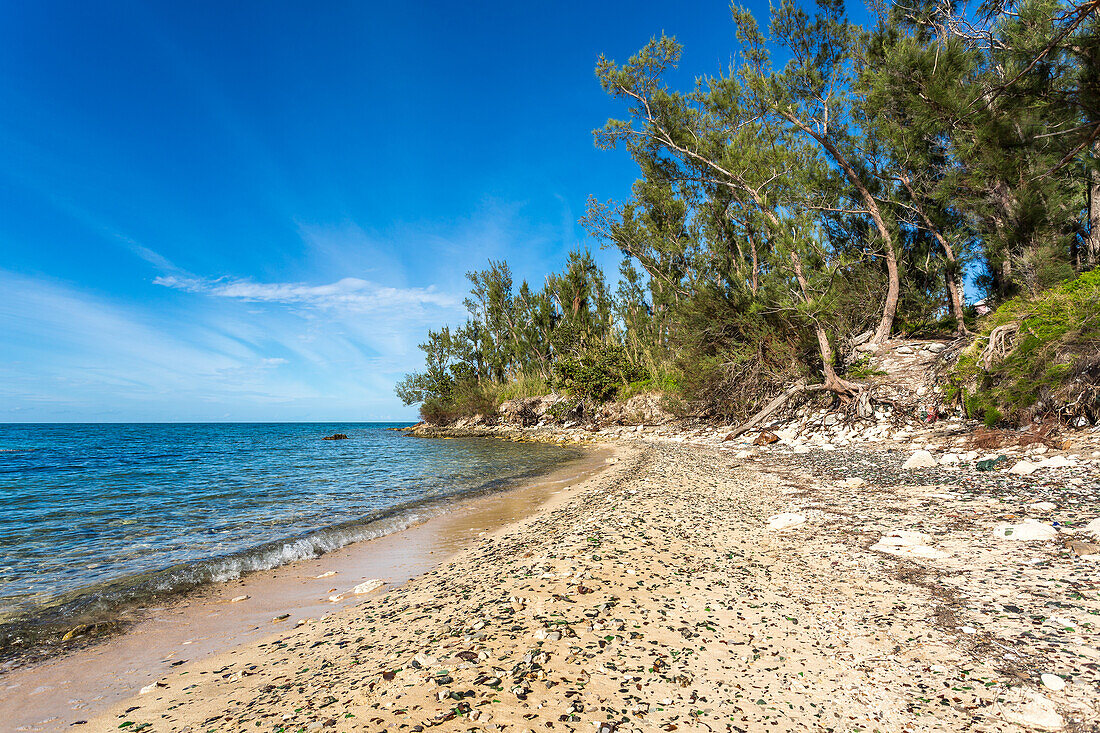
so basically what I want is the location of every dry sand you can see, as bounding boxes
[74,440,1099,732]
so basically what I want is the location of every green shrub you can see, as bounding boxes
[951,268,1100,425]
[553,344,645,403]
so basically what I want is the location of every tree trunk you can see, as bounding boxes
[896,176,969,335]
[781,111,900,343]
[1088,154,1100,268]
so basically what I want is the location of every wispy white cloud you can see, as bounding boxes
[154,274,459,311]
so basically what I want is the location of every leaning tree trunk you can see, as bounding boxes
[726,252,864,440]
[781,112,901,344]
[1087,153,1100,269]
[897,175,969,335]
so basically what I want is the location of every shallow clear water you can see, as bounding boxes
[0,423,581,627]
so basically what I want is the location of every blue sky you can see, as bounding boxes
[1,1,864,422]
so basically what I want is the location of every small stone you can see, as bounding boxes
[1040,673,1065,691]
[753,431,779,446]
[843,477,866,488]
[352,579,386,594]
[229,595,249,603]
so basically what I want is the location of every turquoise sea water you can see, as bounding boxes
[0,423,581,648]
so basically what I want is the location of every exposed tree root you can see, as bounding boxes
[978,322,1022,370]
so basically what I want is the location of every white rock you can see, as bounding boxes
[1030,502,1057,512]
[843,477,866,488]
[315,571,336,579]
[994,520,1057,541]
[1040,673,1065,691]
[939,453,960,465]
[414,652,439,668]
[1037,455,1073,470]
[870,530,949,560]
[352,579,386,594]
[1086,517,1100,537]
[766,513,807,531]
[229,595,249,603]
[1001,690,1064,730]
[1009,460,1039,475]
[902,450,937,469]
[961,626,977,634]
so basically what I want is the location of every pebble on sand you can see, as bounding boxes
[1040,673,1066,691]
[352,579,386,594]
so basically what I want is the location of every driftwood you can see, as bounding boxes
[724,381,832,440]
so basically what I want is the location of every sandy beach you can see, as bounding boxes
[64,436,1100,732]
[2,445,611,732]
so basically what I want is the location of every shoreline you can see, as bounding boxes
[1,440,615,732]
[80,430,1100,732]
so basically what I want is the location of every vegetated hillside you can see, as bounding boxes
[397,0,1100,432]
[950,268,1100,427]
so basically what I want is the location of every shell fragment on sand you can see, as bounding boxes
[352,579,386,594]
[765,513,806,531]
[994,520,1057,541]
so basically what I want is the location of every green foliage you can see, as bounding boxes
[399,0,1100,426]
[553,344,645,403]
[952,268,1100,424]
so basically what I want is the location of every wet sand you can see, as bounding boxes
[1,444,611,732]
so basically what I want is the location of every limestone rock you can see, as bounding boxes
[1009,460,1039,475]
[765,513,806,531]
[870,530,949,560]
[902,450,937,469]
[994,520,1057,541]
[352,579,386,594]
[1001,690,1063,730]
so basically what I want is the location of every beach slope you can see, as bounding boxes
[93,442,1098,731]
